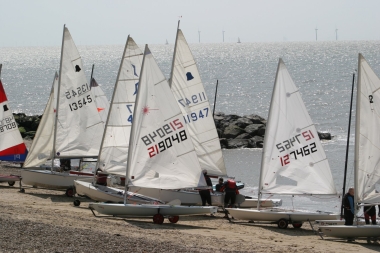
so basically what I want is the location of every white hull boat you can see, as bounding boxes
[74,180,164,205]
[315,219,365,226]
[319,225,380,239]
[89,202,217,224]
[239,197,282,208]
[21,170,92,194]
[226,208,339,228]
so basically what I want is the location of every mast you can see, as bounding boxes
[52,24,66,171]
[257,58,282,209]
[340,72,355,218]
[212,80,219,118]
[0,64,2,78]
[168,20,180,88]
[123,44,148,204]
[90,64,95,89]
[354,54,362,217]
[95,36,130,182]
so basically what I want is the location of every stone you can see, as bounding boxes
[226,139,249,149]
[223,125,245,139]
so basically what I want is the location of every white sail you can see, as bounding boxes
[23,73,58,167]
[90,77,109,126]
[127,45,206,189]
[355,54,380,205]
[0,70,28,162]
[260,59,336,195]
[170,29,227,177]
[97,37,143,176]
[54,27,103,158]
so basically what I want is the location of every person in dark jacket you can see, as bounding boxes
[220,179,239,208]
[215,178,224,192]
[199,169,213,206]
[363,205,377,225]
[343,187,355,225]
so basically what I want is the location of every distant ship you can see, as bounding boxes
[237,37,241,43]
[165,39,169,45]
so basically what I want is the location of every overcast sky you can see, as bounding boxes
[1,0,380,47]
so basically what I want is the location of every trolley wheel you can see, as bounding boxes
[168,216,179,223]
[277,219,289,229]
[20,188,25,193]
[153,214,164,224]
[73,199,81,206]
[65,188,74,197]
[8,181,15,186]
[292,222,303,228]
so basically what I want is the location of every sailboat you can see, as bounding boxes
[0,64,28,185]
[89,45,217,223]
[319,54,380,239]
[165,39,169,45]
[21,26,104,196]
[226,58,339,228]
[74,36,164,205]
[129,25,280,208]
[237,37,241,43]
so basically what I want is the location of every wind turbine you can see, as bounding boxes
[335,28,338,41]
[198,29,201,43]
[315,27,318,41]
[222,30,225,42]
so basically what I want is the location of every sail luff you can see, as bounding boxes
[168,20,180,88]
[124,44,148,194]
[354,54,361,214]
[258,58,282,209]
[52,25,66,170]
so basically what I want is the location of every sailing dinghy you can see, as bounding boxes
[319,54,380,240]
[89,45,217,223]
[0,64,28,185]
[74,36,163,206]
[128,25,280,208]
[227,58,339,228]
[21,26,103,196]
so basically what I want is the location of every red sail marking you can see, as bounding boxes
[0,143,28,156]
[0,80,8,104]
[97,108,104,112]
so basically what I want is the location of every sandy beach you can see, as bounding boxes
[0,160,378,253]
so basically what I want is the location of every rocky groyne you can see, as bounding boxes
[13,112,332,149]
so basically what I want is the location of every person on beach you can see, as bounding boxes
[215,178,224,192]
[343,187,355,225]
[221,178,239,208]
[199,169,213,206]
[363,205,377,225]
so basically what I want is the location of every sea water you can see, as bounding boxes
[2,41,380,213]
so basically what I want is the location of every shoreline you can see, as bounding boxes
[0,160,379,252]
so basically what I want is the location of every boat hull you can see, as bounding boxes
[226,208,339,222]
[0,175,20,183]
[319,225,380,238]
[74,180,164,204]
[128,186,225,205]
[239,197,282,208]
[315,220,365,226]
[89,202,217,217]
[21,169,92,189]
